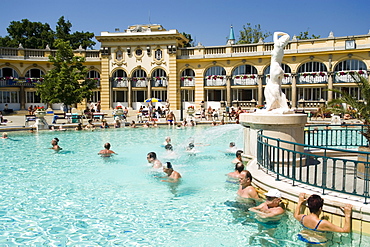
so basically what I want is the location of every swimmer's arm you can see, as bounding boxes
[319,204,352,233]
[294,193,307,221]
[249,203,264,212]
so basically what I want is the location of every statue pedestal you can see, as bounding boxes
[239,113,307,159]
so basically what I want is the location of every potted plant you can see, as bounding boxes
[187,105,195,115]
[115,105,124,115]
[327,72,370,178]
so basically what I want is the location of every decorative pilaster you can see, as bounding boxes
[100,55,110,111]
[258,74,263,105]
[291,74,297,108]
[327,72,333,102]
[226,75,231,106]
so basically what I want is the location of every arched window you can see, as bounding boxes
[0,67,19,79]
[297,62,328,84]
[132,69,147,87]
[112,69,128,87]
[204,66,226,86]
[263,64,292,85]
[25,68,44,78]
[181,69,195,87]
[232,64,258,85]
[151,68,167,87]
[334,59,368,83]
[86,70,100,87]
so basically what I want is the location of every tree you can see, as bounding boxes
[295,30,320,40]
[0,16,95,49]
[181,32,194,47]
[36,39,97,111]
[0,19,54,49]
[327,73,370,144]
[55,16,95,49]
[237,23,272,44]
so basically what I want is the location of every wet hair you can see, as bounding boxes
[165,162,173,169]
[230,142,235,147]
[147,152,157,159]
[241,170,252,182]
[165,144,173,151]
[104,143,111,149]
[307,194,324,214]
[53,137,59,143]
[235,162,244,173]
[236,150,243,158]
[188,143,195,150]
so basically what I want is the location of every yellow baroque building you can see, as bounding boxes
[1,24,370,113]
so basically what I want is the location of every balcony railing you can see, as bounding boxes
[180,77,195,87]
[204,76,226,86]
[151,78,167,87]
[334,71,368,83]
[0,78,41,87]
[232,74,258,85]
[297,72,328,84]
[0,47,18,56]
[263,74,293,85]
[131,78,147,87]
[112,78,129,87]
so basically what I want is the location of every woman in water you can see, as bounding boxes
[294,193,352,245]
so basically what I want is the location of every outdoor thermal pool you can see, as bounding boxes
[0,124,366,246]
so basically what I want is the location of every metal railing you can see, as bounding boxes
[305,124,368,148]
[257,128,370,203]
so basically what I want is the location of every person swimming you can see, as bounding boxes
[98,143,117,157]
[50,137,62,151]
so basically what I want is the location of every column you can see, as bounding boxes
[167,54,179,109]
[147,78,152,100]
[194,69,205,111]
[327,72,333,102]
[291,74,297,108]
[226,76,231,107]
[128,79,132,109]
[258,74,263,105]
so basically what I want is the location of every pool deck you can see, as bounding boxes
[0,110,239,131]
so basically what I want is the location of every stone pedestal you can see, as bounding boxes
[239,113,307,158]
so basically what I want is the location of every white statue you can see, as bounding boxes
[264,32,291,113]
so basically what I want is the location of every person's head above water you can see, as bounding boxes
[235,162,244,173]
[164,162,173,170]
[307,194,324,214]
[229,142,235,147]
[147,152,157,160]
[165,144,173,151]
[236,150,243,158]
[188,142,195,150]
[104,143,111,150]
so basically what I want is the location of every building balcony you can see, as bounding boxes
[112,78,129,87]
[131,78,147,87]
[180,77,195,87]
[334,70,368,83]
[204,76,226,86]
[297,72,328,84]
[151,78,168,87]
[0,78,42,87]
[232,74,258,86]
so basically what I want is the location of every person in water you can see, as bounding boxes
[50,137,62,151]
[232,150,243,164]
[249,189,285,219]
[227,162,244,179]
[147,152,162,169]
[161,162,181,182]
[237,170,259,199]
[98,143,116,157]
[294,193,352,245]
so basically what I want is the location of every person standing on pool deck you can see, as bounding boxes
[98,143,116,157]
[161,162,181,182]
[249,189,285,219]
[237,170,259,199]
[294,193,352,245]
[147,152,162,168]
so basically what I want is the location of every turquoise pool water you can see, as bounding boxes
[0,125,367,246]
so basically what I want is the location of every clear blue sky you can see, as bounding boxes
[1,0,369,49]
